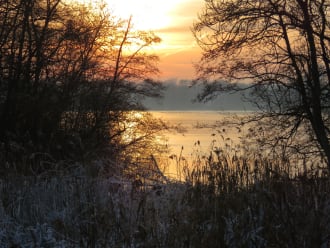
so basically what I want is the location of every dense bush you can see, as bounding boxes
[0,0,164,174]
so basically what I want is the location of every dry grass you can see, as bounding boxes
[1,143,330,247]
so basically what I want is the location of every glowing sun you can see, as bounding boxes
[107,0,178,31]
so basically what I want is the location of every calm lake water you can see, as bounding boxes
[147,110,320,180]
[150,110,249,152]
[149,111,251,178]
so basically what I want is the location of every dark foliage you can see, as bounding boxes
[0,0,164,173]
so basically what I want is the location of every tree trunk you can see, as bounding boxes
[299,0,330,169]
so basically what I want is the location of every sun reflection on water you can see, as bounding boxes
[145,111,251,180]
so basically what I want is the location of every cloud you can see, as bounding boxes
[150,0,204,80]
[157,47,201,80]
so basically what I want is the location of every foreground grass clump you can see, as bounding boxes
[181,150,330,247]
[1,150,330,247]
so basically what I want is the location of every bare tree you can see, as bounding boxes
[0,0,164,164]
[193,0,330,169]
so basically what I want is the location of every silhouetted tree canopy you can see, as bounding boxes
[193,0,330,169]
[0,0,165,169]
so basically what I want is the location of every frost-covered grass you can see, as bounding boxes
[1,151,330,247]
[0,159,188,247]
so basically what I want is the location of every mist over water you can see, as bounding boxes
[143,81,257,111]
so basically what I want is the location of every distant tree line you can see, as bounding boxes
[0,0,165,172]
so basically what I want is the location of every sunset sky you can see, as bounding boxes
[107,0,204,81]
[73,0,249,110]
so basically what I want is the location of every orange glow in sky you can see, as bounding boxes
[109,0,203,80]
[77,0,203,80]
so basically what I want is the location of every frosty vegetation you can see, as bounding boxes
[1,129,330,247]
[0,0,330,247]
